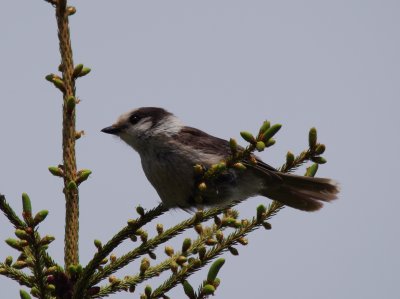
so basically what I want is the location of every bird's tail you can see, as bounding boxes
[261,173,339,212]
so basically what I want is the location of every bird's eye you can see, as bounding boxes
[129,114,141,125]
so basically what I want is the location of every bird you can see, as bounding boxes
[101,107,339,211]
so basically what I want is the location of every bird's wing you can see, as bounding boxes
[178,126,231,157]
[179,126,282,180]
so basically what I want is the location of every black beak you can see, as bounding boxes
[101,126,121,135]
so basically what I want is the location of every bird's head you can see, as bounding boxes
[101,107,183,151]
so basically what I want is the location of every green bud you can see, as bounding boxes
[309,127,317,149]
[164,246,174,257]
[182,238,191,253]
[73,64,84,77]
[20,289,32,299]
[195,210,204,221]
[233,162,246,171]
[33,210,49,225]
[202,284,215,295]
[136,206,145,216]
[256,141,265,152]
[198,246,206,260]
[156,223,164,235]
[140,258,150,274]
[194,223,203,235]
[66,96,75,113]
[265,138,276,147]
[45,73,55,82]
[48,166,64,177]
[256,204,266,222]
[6,238,22,250]
[286,151,295,166]
[46,284,56,292]
[94,239,102,250]
[213,277,221,288]
[5,256,13,266]
[30,287,40,297]
[170,261,178,273]
[78,67,91,77]
[183,280,196,299]
[100,258,108,265]
[148,251,156,260]
[229,138,238,153]
[207,258,225,283]
[306,163,319,177]
[176,255,187,266]
[193,259,202,268]
[22,192,32,216]
[259,120,271,135]
[315,144,326,155]
[228,246,239,256]
[45,266,58,275]
[214,215,222,226]
[240,131,256,143]
[140,231,148,243]
[311,156,327,164]
[76,169,92,184]
[263,222,272,230]
[40,235,55,246]
[221,217,237,227]
[15,229,29,240]
[67,181,78,191]
[53,78,65,92]
[262,124,282,142]
[13,261,28,269]
[144,285,152,298]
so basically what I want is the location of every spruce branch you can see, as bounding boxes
[150,202,283,299]
[91,218,222,298]
[72,204,168,299]
[49,0,80,268]
[0,263,34,288]
[0,194,26,228]
[29,232,51,299]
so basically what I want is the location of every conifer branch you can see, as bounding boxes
[90,214,223,298]
[72,204,168,299]
[51,0,80,268]
[91,218,221,297]
[0,194,26,228]
[150,202,283,298]
[0,263,34,288]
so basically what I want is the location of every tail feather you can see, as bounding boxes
[261,173,339,212]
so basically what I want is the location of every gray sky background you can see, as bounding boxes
[1,1,399,298]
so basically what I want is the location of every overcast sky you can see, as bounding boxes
[1,1,399,298]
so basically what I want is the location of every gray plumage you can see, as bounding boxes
[102,107,339,212]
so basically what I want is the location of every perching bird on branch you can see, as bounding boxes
[102,107,339,211]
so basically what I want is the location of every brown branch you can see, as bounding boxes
[53,0,79,268]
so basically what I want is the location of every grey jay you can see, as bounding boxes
[102,107,339,211]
